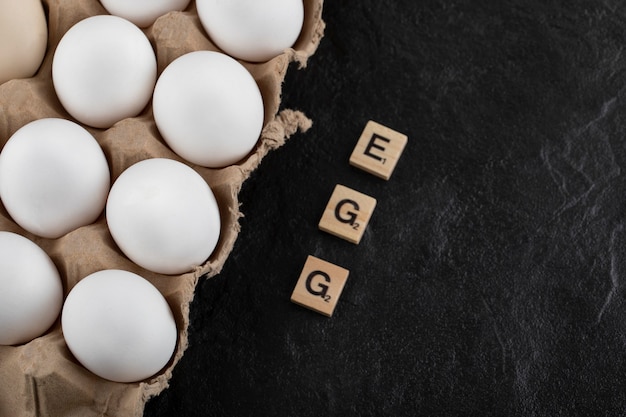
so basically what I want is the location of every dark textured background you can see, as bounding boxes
[145,1,626,415]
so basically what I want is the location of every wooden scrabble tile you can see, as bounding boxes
[290,255,349,317]
[349,120,408,180]
[318,184,376,244]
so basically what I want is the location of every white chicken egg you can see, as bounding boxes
[106,158,221,275]
[0,231,63,346]
[196,0,304,62]
[0,0,48,85]
[61,269,177,383]
[99,0,191,28]
[152,51,264,168]
[52,15,157,129]
[0,118,110,239]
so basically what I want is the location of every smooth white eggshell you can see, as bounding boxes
[0,118,111,239]
[0,232,63,346]
[0,0,48,85]
[61,269,177,383]
[152,51,264,168]
[52,15,157,128]
[196,0,304,62]
[106,158,221,275]
[99,0,191,28]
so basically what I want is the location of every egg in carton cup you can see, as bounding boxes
[0,0,325,415]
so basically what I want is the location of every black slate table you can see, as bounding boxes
[145,1,626,415]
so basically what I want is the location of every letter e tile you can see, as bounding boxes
[290,255,350,317]
[349,120,408,180]
[318,184,377,244]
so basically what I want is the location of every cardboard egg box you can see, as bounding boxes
[0,0,324,415]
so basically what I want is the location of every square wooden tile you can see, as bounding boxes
[290,255,350,317]
[349,120,408,180]
[318,184,377,244]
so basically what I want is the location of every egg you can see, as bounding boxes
[52,15,157,129]
[0,0,48,85]
[0,232,63,346]
[152,51,264,168]
[0,118,110,239]
[61,269,177,383]
[99,0,191,28]
[196,0,304,62]
[106,158,221,275]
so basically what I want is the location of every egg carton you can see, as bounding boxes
[0,0,324,415]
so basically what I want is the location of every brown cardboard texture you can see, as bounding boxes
[0,0,325,416]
